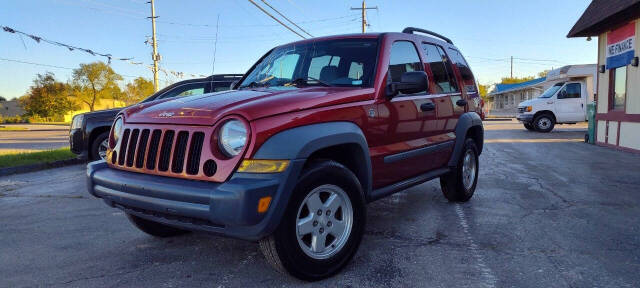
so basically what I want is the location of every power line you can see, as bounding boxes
[0,57,140,78]
[1,25,134,64]
[247,0,306,39]
[260,0,313,37]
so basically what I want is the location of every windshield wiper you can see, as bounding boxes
[286,76,332,87]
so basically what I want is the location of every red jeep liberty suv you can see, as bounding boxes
[87,27,484,280]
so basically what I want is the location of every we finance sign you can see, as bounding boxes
[606,21,636,69]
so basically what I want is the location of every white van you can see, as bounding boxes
[516,65,596,132]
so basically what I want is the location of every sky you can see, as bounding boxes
[0,0,597,100]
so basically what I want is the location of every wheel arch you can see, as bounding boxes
[254,121,372,197]
[533,110,556,122]
[448,112,484,168]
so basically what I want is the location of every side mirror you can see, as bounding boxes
[387,71,429,98]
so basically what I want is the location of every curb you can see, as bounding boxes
[0,158,83,177]
[484,118,514,121]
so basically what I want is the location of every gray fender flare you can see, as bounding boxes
[448,112,484,167]
[254,121,372,196]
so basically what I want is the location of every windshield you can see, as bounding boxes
[239,38,378,89]
[539,82,564,98]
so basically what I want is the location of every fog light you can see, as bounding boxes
[237,160,289,173]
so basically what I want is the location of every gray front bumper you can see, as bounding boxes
[86,160,304,241]
[516,114,534,123]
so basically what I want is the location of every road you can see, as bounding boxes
[0,124,69,154]
[2,120,639,287]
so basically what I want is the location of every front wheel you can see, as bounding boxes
[259,161,366,281]
[90,132,109,161]
[524,123,535,131]
[534,114,555,133]
[440,138,479,202]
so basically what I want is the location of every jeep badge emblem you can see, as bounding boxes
[368,108,376,118]
[158,112,174,117]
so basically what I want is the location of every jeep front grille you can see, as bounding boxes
[114,128,206,176]
[517,107,525,113]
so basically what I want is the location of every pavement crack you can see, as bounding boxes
[52,263,172,286]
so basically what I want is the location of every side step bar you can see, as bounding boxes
[367,168,450,202]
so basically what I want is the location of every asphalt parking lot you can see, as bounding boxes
[1,119,639,287]
[0,124,69,153]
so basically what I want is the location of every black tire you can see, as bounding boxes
[533,114,555,133]
[259,160,366,281]
[524,123,535,131]
[90,131,109,161]
[440,138,479,202]
[126,214,190,237]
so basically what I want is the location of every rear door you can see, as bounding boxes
[372,40,442,187]
[420,43,463,137]
[555,82,584,122]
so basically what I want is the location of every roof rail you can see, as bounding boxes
[402,27,453,44]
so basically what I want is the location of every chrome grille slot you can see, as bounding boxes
[186,132,205,175]
[171,131,190,173]
[135,129,150,168]
[146,129,162,170]
[158,130,175,172]
[126,129,140,167]
[118,129,130,166]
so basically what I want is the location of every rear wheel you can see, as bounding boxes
[440,139,479,202]
[126,214,190,237]
[524,123,535,131]
[534,114,555,133]
[259,161,366,281]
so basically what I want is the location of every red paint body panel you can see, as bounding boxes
[109,32,477,188]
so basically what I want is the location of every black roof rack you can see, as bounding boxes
[402,27,453,44]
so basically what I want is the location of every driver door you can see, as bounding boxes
[555,83,584,122]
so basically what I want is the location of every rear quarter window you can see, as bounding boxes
[447,48,476,93]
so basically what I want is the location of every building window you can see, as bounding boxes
[610,66,627,110]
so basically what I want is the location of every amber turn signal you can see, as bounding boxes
[526,106,532,112]
[237,160,289,173]
[257,196,272,213]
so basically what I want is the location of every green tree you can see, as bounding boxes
[499,76,535,84]
[19,72,76,120]
[538,70,550,78]
[122,77,154,105]
[71,62,123,111]
[0,96,6,101]
[478,83,489,102]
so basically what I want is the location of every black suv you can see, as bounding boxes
[70,74,242,160]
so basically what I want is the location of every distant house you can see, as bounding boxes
[0,100,26,118]
[486,77,548,117]
[567,0,640,153]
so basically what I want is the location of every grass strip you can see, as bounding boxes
[0,147,75,168]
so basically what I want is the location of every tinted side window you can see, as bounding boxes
[158,82,207,100]
[559,83,581,99]
[447,48,475,92]
[388,41,423,83]
[422,43,458,93]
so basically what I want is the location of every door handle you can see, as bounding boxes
[420,102,435,111]
[456,99,467,107]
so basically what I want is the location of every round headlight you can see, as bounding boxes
[111,117,124,148]
[218,119,247,157]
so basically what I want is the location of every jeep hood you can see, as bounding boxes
[121,87,373,125]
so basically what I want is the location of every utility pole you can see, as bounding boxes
[211,14,220,76]
[351,1,377,33]
[510,56,513,78]
[149,0,160,92]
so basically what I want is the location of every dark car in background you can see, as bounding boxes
[70,74,242,160]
